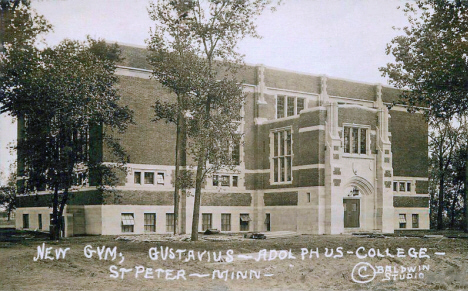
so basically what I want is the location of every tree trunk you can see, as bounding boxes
[173,113,181,235]
[450,194,457,229]
[191,154,205,241]
[179,117,187,234]
[465,152,468,232]
[50,183,60,240]
[437,176,445,230]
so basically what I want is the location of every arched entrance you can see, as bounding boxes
[342,176,375,229]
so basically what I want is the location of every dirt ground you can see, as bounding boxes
[1,229,467,291]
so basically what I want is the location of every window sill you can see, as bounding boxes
[393,193,429,197]
[342,154,373,160]
[270,181,293,186]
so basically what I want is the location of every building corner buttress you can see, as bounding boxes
[375,84,394,233]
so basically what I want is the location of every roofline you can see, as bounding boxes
[111,42,399,90]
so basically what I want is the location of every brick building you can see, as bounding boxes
[15,45,429,236]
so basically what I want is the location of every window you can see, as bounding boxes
[272,128,292,183]
[307,192,311,203]
[121,213,134,233]
[134,171,142,184]
[221,214,231,231]
[213,174,239,187]
[399,214,406,229]
[166,213,174,232]
[156,172,165,185]
[399,182,405,192]
[232,142,240,165]
[221,175,230,187]
[202,213,212,231]
[144,172,154,184]
[23,214,29,229]
[144,213,156,232]
[343,126,368,154]
[38,214,42,230]
[393,181,412,192]
[240,213,251,231]
[412,214,419,228]
[276,96,306,118]
[73,172,87,187]
[265,213,271,231]
[277,95,285,118]
[232,176,238,187]
[297,98,305,114]
[287,96,295,116]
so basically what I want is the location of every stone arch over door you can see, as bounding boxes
[342,176,375,229]
[343,176,375,196]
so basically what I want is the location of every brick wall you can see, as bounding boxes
[16,190,103,208]
[201,193,252,206]
[264,192,298,206]
[338,107,378,128]
[394,196,429,208]
[103,190,173,205]
[415,180,429,194]
[327,79,375,101]
[264,68,320,93]
[381,86,402,104]
[105,75,177,166]
[389,110,428,177]
[298,110,327,128]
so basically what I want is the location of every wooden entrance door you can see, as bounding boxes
[344,199,360,228]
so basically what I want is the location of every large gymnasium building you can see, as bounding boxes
[15,45,429,236]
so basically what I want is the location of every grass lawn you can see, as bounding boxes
[0,229,467,290]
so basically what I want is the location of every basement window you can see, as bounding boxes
[121,213,134,233]
[412,214,419,228]
[399,214,406,229]
[240,214,251,231]
[23,214,29,229]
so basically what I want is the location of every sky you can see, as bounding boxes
[0,0,411,182]
[29,0,410,84]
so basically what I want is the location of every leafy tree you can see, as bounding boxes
[381,0,468,231]
[380,0,468,118]
[147,0,279,240]
[429,119,461,229]
[0,0,33,53]
[0,28,133,238]
[0,170,17,221]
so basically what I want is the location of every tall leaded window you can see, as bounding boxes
[232,141,240,165]
[343,126,368,155]
[277,95,285,118]
[272,128,292,183]
[287,97,295,116]
[276,96,306,118]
